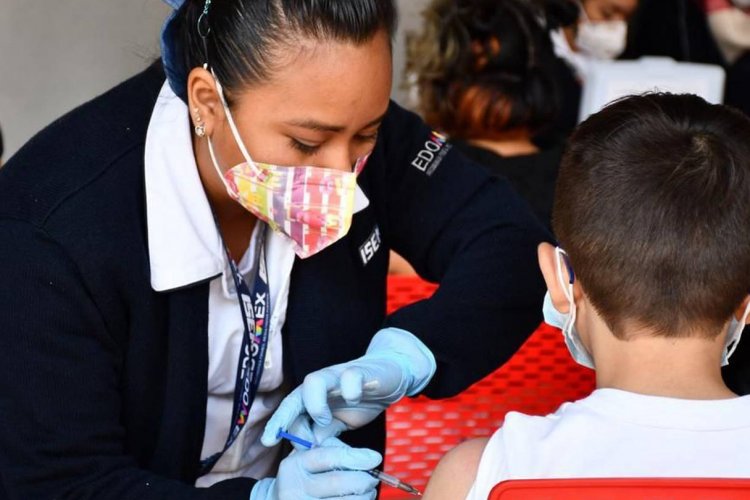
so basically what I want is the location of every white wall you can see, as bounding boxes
[0,1,172,159]
[0,0,429,159]
[392,0,430,106]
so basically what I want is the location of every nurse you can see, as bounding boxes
[0,1,547,499]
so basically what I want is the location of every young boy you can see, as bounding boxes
[424,93,750,500]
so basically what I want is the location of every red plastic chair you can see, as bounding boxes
[380,276,596,499]
[488,478,750,499]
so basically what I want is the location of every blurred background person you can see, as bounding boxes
[547,0,640,140]
[551,0,640,78]
[406,0,572,231]
[706,0,750,116]
[624,0,750,117]
[706,0,750,67]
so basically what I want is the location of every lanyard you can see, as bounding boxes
[199,226,271,476]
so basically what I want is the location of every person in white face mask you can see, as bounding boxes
[623,0,750,117]
[550,0,639,78]
[705,0,750,66]
[421,93,750,500]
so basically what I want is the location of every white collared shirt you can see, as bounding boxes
[144,82,295,486]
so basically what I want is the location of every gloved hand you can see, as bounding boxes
[261,328,436,447]
[249,435,382,500]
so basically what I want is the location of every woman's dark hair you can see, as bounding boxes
[176,0,397,102]
[406,0,571,139]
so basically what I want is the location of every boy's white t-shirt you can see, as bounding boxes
[467,389,750,500]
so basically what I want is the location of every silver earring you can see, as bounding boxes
[193,108,206,137]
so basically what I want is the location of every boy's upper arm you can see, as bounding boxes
[423,438,489,500]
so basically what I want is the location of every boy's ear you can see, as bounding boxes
[734,295,750,324]
[538,242,570,314]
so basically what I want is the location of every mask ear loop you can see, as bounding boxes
[196,0,263,180]
[726,297,750,360]
[195,0,245,192]
[555,247,577,335]
[209,72,263,177]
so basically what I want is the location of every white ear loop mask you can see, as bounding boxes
[542,246,750,368]
[542,247,595,369]
[723,298,750,366]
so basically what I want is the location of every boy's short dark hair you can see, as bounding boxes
[554,93,750,339]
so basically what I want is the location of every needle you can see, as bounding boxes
[367,469,422,496]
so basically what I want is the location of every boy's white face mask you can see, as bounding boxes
[542,248,595,369]
[542,247,750,368]
[724,300,750,366]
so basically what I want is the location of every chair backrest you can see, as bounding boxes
[489,478,750,500]
[384,275,439,315]
[578,57,726,123]
[380,276,596,499]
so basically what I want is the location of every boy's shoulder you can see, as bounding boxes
[423,437,489,500]
[423,400,593,500]
[426,391,750,499]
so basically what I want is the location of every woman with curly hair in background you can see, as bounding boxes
[406,0,575,231]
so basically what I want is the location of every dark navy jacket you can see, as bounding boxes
[0,63,548,499]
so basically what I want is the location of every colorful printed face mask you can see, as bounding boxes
[206,77,369,259]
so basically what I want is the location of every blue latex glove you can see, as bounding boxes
[249,435,381,500]
[261,328,436,446]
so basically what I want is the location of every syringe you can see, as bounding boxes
[367,469,422,496]
[277,429,423,496]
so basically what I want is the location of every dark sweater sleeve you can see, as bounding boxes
[0,220,254,500]
[380,103,551,398]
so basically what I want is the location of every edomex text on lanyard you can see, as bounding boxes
[199,225,271,475]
